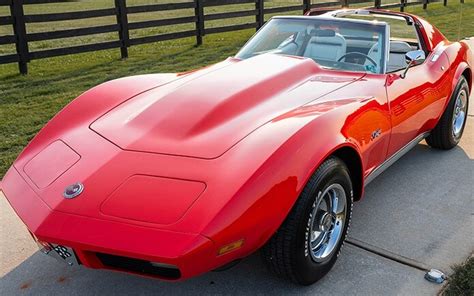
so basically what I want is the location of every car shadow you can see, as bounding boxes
[350,138,473,272]
[1,139,471,295]
[0,243,440,295]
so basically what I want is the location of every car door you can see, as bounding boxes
[385,51,451,156]
[382,15,452,156]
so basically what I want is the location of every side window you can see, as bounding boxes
[386,18,420,49]
[385,18,422,73]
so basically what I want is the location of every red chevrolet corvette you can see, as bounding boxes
[1,8,471,285]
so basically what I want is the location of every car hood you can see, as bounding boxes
[91,54,364,159]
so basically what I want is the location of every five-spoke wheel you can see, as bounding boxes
[309,184,347,263]
[452,88,468,140]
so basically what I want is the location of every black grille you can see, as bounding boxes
[96,253,181,279]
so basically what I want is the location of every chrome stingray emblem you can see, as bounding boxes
[63,182,84,199]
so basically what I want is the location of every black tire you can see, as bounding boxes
[261,157,353,285]
[426,76,470,150]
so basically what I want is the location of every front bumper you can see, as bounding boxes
[1,166,219,280]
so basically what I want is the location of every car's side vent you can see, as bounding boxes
[96,253,181,280]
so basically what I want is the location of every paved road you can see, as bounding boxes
[1,60,473,295]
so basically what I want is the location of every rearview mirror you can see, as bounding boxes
[400,50,425,79]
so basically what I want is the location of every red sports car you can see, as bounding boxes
[1,9,471,285]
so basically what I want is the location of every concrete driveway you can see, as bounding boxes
[1,62,473,295]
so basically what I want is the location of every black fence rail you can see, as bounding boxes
[0,0,462,74]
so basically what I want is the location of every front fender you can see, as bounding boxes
[200,104,362,262]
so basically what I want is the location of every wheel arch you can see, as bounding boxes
[452,63,471,94]
[461,67,472,92]
[329,145,364,201]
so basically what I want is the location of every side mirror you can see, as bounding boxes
[400,50,425,79]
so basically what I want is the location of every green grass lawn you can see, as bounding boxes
[0,1,473,178]
[443,257,474,296]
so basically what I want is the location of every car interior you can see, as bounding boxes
[272,14,422,74]
[303,32,347,63]
[342,13,422,73]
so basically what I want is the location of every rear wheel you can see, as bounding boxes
[426,76,469,149]
[262,157,353,285]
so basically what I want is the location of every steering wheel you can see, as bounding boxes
[337,52,378,67]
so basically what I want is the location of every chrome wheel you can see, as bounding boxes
[308,183,347,263]
[452,88,468,139]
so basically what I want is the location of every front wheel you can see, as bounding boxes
[426,76,469,149]
[262,157,353,285]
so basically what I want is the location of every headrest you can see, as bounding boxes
[389,41,413,53]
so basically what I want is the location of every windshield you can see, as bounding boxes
[235,17,388,74]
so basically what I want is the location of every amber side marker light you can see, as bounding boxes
[218,239,244,256]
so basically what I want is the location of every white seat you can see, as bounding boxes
[367,41,414,72]
[303,33,347,62]
[387,41,414,72]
